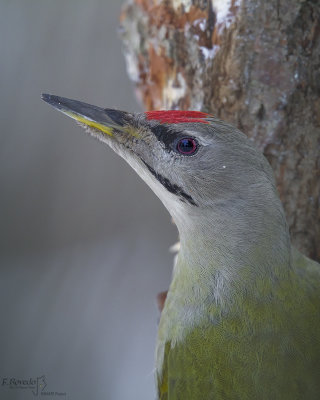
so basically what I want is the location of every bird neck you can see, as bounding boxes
[156,192,292,375]
[172,193,292,307]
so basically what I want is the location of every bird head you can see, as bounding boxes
[42,94,285,245]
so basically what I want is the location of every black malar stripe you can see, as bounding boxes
[142,160,198,207]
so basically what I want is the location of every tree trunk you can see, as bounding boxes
[120,0,320,261]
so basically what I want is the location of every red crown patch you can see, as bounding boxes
[145,110,210,124]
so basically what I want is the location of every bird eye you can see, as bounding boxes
[176,138,198,155]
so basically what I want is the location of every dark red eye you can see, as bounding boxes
[177,138,198,155]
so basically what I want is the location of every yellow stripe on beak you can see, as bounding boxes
[41,94,136,138]
[64,111,114,137]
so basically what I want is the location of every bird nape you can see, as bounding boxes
[42,94,320,400]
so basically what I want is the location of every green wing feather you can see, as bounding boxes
[158,249,320,400]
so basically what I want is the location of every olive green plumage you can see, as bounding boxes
[157,248,320,399]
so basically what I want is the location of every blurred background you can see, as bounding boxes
[0,1,177,399]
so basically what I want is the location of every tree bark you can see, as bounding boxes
[120,0,320,261]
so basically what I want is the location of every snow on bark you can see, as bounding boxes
[120,0,240,110]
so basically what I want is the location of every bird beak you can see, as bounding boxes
[41,94,131,138]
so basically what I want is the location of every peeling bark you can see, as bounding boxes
[120,0,320,261]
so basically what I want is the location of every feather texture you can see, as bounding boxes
[157,247,320,399]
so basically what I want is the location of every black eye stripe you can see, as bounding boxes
[150,124,199,155]
[151,124,175,150]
